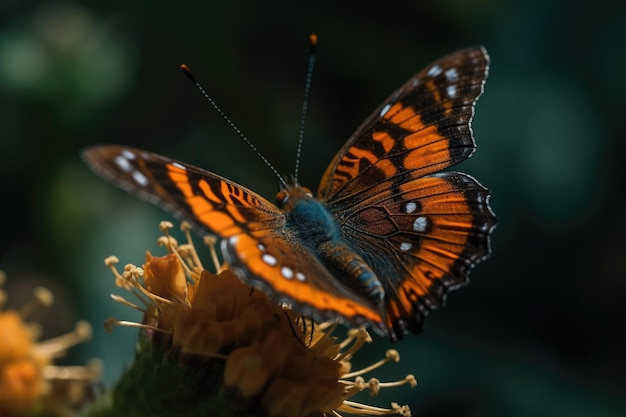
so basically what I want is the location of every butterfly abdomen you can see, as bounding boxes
[318,240,385,304]
[285,190,385,304]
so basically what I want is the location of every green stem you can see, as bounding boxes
[85,339,250,417]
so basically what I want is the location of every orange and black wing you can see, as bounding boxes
[223,232,385,334]
[319,47,496,339]
[318,47,489,204]
[82,145,284,238]
[341,172,496,339]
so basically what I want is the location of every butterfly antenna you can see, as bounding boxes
[293,34,317,185]
[180,64,288,188]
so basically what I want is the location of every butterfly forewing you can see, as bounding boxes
[318,47,489,205]
[82,146,284,237]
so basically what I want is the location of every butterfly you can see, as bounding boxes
[82,46,496,341]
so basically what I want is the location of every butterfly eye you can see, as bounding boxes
[276,190,289,206]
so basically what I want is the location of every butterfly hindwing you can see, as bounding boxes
[340,171,496,335]
[223,232,385,333]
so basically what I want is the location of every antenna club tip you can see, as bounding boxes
[180,63,197,83]
[309,33,318,47]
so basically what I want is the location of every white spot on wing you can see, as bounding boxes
[281,266,293,279]
[121,150,136,160]
[380,103,392,117]
[296,272,306,282]
[445,68,459,81]
[413,216,428,232]
[132,170,149,187]
[405,202,417,214]
[114,155,132,172]
[400,242,412,252]
[262,253,277,266]
[257,243,265,251]
[447,85,458,98]
[427,64,442,77]
[229,236,238,245]
[171,162,186,170]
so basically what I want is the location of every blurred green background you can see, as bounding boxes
[1,0,625,416]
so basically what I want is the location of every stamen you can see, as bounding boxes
[107,261,171,309]
[367,378,380,396]
[117,265,161,309]
[104,256,126,288]
[115,263,143,290]
[19,287,54,319]
[159,220,174,232]
[336,328,371,362]
[342,376,367,397]
[340,400,411,416]
[342,349,400,379]
[158,230,197,277]
[156,236,178,251]
[104,255,119,267]
[203,235,223,273]
[109,294,144,312]
[130,281,177,307]
[391,403,412,417]
[42,359,103,381]
[377,374,417,389]
[157,222,180,255]
[180,221,203,270]
[177,244,197,271]
[104,317,172,334]
[317,319,339,334]
[35,321,92,358]
[333,329,414,416]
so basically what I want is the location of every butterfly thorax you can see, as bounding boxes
[277,185,385,304]
[278,186,337,242]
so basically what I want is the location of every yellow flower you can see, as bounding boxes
[103,221,415,417]
[0,271,100,417]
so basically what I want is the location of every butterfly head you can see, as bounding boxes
[275,185,314,210]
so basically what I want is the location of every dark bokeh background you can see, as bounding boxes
[2,1,625,416]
